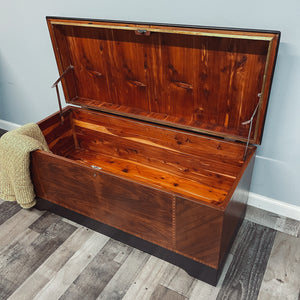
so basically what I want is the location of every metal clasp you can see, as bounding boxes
[91,165,102,170]
[51,65,74,124]
[135,29,151,36]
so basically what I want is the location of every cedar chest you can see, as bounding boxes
[31,17,280,285]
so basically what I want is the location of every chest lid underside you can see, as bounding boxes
[47,17,280,144]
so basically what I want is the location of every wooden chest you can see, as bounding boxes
[31,17,280,285]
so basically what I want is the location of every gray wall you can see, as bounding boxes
[0,0,299,207]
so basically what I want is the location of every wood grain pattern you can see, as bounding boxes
[74,125,238,188]
[0,201,21,225]
[150,284,187,300]
[31,151,174,248]
[32,232,109,300]
[96,248,150,300]
[122,256,169,300]
[159,264,195,297]
[175,196,223,269]
[8,226,95,300]
[32,104,256,280]
[0,208,44,249]
[188,253,233,299]
[0,216,76,299]
[47,17,279,144]
[219,155,255,265]
[65,148,228,204]
[217,220,276,300]
[257,232,300,300]
[38,107,75,156]
[29,211,62,233]
[71,108,249,162]
[1,201,298,299]
[60,239,132,300]
[37,107,253,207]
[246,206,300,238]
[29,17,278,287]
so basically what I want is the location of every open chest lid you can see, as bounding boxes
[47,17,280,144]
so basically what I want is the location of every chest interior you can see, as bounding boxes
[40,106,255,208]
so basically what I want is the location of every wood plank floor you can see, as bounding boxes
[0,200,298,300]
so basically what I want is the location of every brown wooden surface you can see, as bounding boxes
[219,155,255,265]
[37,107,75,156]
[47,17,279,144]
[31,151,173,248]
[37,107,255,208]
[72,108,249,163]
[175,196,223,269]
[31,105,257,272]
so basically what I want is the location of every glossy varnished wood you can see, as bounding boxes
[31,150,174,249]
[31,105,256,285]
[38,107,75,156]
[36,106,255,208]
[219,155,255,264]
[175,197,223,269]
[47,17,280,144]
[26,17,280,286]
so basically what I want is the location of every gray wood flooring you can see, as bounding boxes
[0,200,299,300]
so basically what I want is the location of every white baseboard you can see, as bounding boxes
[0,119,21,131]
[248,192,300,221]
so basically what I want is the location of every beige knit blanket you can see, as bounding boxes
[0,123,50,208]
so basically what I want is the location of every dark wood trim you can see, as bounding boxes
[46,16,281,36]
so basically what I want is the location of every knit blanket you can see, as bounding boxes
[0,123,50,208]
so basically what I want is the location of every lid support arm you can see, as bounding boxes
[242,98,260,161]
[51,65,74,124]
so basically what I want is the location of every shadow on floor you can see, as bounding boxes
[0,129,7,137]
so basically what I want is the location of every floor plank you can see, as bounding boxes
[0,208,44,250]
[122,256,169,300]
[8,226,95,300]
[0,201,21,225]
[60,239,132,300]
[216,220,276,300]
[0,201,298,300]
[245,206,300,237]
[188,253,233,300]
[150,284,187,300]
[32,232,109,300]
[159,265,194,298]
[283,217,300,238]
[257,231,300,300]
[0,218,76,299]
[96,248,150,300]
[29,211,63,233]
